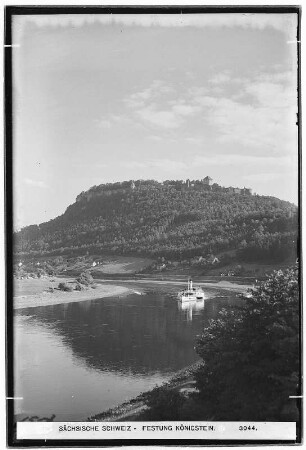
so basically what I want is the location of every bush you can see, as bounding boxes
[145,386,185,420]
[75,282,85,291]
[76,271,94,286]
[58,282,73,292]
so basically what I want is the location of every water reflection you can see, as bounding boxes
[15,288,243,420]
[17,292,208,376]
[177,299,205,322]
[16,290,241,377]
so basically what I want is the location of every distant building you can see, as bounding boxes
[130,181,135,190]
[225,186,252,195]
[203,176,213,185]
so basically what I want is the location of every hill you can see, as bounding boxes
[14,179,298,265]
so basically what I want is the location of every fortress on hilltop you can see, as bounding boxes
[76,177,253,203]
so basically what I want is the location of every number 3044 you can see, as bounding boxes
[239,426,257,431]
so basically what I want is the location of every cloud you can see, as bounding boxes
[148,135,163,141]
[242,173,281,183]
[193,154,293,167]
[136,106,183,129]
[115,154,294,179]
[150,159,186,171]
[124,81,173,108]
[120,161,147,169]
[96,69,297,160]
[96,119,112,129]
[209,72,231,85]
[24,178,48,189]
[141,72,296,153]
[185,136,203,145]
[171,103,200,116]
[192,71,297,154]
[96,112,145,130]
[123,81,202,129]
[120,159,185,172]
[99,80,195,130]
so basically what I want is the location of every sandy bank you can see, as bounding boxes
[96,278,253,293]
[14,281,133,310]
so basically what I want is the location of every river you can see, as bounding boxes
[14,283,243,421]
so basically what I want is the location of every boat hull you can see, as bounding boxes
[179,292,205,302]
[178,280,205,302]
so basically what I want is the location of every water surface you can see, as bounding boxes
[14,286,241,420]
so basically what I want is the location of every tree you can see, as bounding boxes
[194,267,300,421]
[76,271,93,286]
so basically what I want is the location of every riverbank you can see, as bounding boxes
[14,277,134,310]
[87,362,202,422]
[13,275,251,311]
[96,277,254,294]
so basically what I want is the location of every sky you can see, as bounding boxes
[12,12,299,229]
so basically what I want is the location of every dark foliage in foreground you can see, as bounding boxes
[14,180,297,262]
[144,386,185,420]
[194,267,300,420]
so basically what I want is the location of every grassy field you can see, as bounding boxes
[90,256,153,274]
[14,277,71,297]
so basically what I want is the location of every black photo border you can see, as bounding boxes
[4,4,302,447]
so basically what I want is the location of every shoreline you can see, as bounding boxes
[87,361,202,422]
[13,279,134,310]
[13,276,252,311]
[95,277,254,293]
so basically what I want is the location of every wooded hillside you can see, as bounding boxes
[14,180,298,262]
